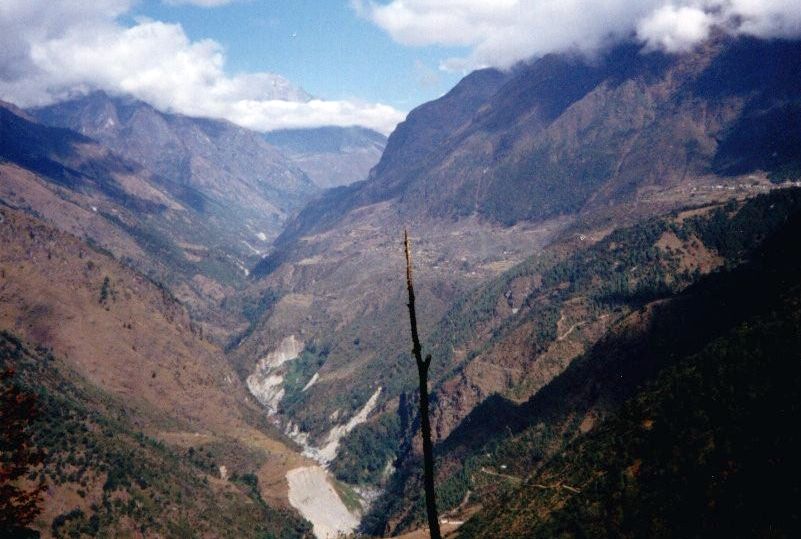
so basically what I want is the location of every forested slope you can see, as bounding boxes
[459,203,801,538]
[361,188,801,535]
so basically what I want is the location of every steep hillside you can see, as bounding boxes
[31,91,317,241]
[273,67,510,243]
[2,25,799,539]
[458,204,801,538]
[425,186,801,443]
[360,187,801,535]
[282,36,801,241]
[264,126,387,188]
[0,101,262,340]
[0,207,315,532]
[238,208,572,439]
[233,37,799,499]
[1,332,312,538]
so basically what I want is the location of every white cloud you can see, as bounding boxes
[223,98,405,133]
[637,6,715,52]
[728,0,801,38]
[354,0,801,70]
[0,1,405,134]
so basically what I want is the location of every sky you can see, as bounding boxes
[134,0,467,109]
[2,1,800,135]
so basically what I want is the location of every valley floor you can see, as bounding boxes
[287,466,359,539]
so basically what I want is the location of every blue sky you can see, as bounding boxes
[133,0,466,110]
[2,1,799,134]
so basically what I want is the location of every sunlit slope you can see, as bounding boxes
[0,207,314,533]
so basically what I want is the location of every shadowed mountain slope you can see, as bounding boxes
[457,201,801,538]
[360,187,801,535]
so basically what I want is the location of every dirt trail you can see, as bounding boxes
[479,466,522,483]
[393,521,463,538]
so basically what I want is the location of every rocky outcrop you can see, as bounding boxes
[246,335,305,414]
[307,387,383,465]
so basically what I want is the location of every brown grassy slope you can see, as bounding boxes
[0,162,148,265]
[0,102,254,343]
[0,207,309,509]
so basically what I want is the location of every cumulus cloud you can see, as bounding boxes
[354,0,801,70]
[0,1,404,134]
[637,6,715,52]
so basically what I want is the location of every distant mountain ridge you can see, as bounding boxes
[265,126,386,155]
[264,126,387,188]
[30,91,317,237]
[0,99,263,339]
[1,87,393,344]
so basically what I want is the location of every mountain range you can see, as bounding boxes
[1,33,800,538]
[1,92,385,342]
[240,33,801,450]
[236,34,801,536]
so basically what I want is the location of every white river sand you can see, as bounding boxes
[287,465,359,539]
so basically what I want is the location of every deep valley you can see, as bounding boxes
[2,27,801,539]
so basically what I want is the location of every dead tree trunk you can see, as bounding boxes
[404,229,442,539]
